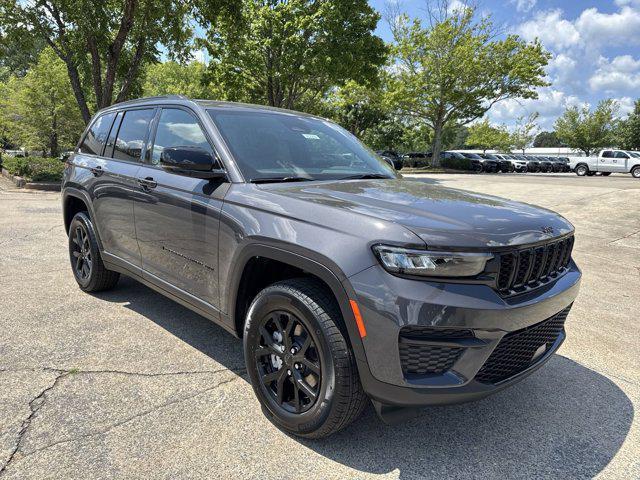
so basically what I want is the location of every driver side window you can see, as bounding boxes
[151,108,212,165]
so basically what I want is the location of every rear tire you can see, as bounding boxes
[575,164,588,176]
[244,278,367,438]
[68,212,120,292]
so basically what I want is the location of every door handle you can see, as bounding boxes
[90,166,104,176]
[137,177,157,190]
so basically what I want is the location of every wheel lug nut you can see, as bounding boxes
[290,347,297,354]
[287,369,291,376]
[294,363,300,370]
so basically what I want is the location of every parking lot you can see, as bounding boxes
[1,172,638,479]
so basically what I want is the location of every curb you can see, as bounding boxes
[1,168,61,191]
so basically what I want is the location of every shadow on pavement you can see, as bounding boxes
[97,277,633,479]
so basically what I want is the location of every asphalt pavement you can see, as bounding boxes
[0,172,638,479]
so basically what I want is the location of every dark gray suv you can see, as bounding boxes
[62,96,581,438]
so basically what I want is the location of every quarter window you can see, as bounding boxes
[79,113,116,155]
[151,109,212,165]
[113,109,155,162]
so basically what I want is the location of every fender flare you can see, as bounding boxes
[225,243,369,367]
[62,187,105,251]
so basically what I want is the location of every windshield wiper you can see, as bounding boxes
[250,176,314,184]
[339,173,393,180]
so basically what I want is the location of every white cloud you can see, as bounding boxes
[588,55,640,94]
[447,0,468,15]
[575,6,640,47]
[511,0,536,13]
[516,10,581,50]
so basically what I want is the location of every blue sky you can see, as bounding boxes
[368,0,640,129]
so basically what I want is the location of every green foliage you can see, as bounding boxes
[0,48,84,156]
[387,2,550,164]
[511,112,539,153]
[2,156,64,182]
[440,155,472,171]
[555,100,618,156]
[466,119,511,152]
[202,0,387,109]
[533,130,563,148]
[1,0,238,122]
[142,61,220,99]
[616,100,640,151]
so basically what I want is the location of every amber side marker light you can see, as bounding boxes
[349,300,367,338]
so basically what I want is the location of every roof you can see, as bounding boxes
[103,95,321,119]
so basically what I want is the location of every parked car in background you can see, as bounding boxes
[497,154,527,173]
[481,153,513,173]
[441,151,482,172]
[570,150,640,177]
[376,150,403,171]
[460,152,498,172]
[62,96,581,438]
[535,156,553,173]
[402,152,430,168]
[520,155,540,173]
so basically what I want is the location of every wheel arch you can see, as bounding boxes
[227,244,368,366]
[62,188,105,251]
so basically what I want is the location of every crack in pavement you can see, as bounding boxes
[0,371,69,477]
[3,376,243,473]
[607,228,640,245]
[0,224,64,247]
[0,367,246,476]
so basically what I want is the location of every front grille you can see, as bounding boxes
[475,306,571,384]
[399,327,471,375]
[496,236,574,296]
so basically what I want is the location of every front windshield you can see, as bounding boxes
[207,108,395,182]
[462,153,482,159]
[628,151,640,158]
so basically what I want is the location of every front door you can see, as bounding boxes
[133,107,227,310]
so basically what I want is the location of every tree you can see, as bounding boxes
[0,48,84,156]
[511,112,539,153]
[202,0,387,110]
[386,1,549,165]
[0,0,238,123]
[142,61,220,99]
[533,130,563,148]
[466,119,511,153]
[555,100,618,156]
[616,99,640,151]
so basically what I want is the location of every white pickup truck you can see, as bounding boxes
[569,150,640,178]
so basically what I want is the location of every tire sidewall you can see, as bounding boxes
[632,166,640,178]
[576,165,587,176]
[243,289,337,435]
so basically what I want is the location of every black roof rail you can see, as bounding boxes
[111,95,189,107]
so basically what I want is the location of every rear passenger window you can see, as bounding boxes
[602,151,613,158]
[151,109,212,165]
[79,113,116,155]
[113,109,155,162]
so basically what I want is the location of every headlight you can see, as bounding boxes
[372,245,492,277]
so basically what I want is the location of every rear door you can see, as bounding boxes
[133,106,227,310]
[599,150,615,172]
[89,107,155,269]
[74,110,140,269]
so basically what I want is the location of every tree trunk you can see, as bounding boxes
[65,63,92,124]
[431,119,444,167]
[50,114,59,158]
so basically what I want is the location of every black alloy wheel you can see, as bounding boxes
[71,223,92,281]
[255,310,321,414]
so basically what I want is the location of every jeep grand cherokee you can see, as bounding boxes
[62,96,581,438]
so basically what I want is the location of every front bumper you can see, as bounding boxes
[346,262,581,407]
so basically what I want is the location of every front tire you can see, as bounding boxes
[244,278,367,438]
[68,212,120,292]
[632,166,640,178]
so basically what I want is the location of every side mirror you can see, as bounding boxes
[160,146,226,180]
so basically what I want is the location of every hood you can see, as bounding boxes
[264,178,573,249]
